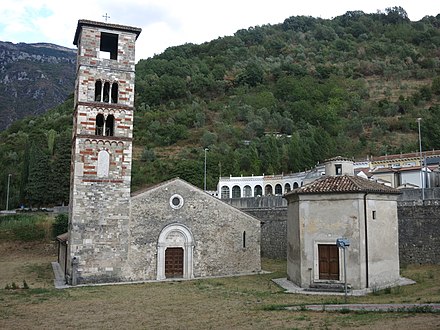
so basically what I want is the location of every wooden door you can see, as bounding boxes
[165,247,184,278]
[318,244,339,280]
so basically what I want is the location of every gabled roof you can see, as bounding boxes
[285,175,400,196]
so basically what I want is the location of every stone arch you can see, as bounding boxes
[265,184,273,195]
[157,223,194,280]
[243,185,252,197]
[275,184,282,195]
[232,185,241,198]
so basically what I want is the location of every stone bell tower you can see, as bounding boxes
[68,20,141,284]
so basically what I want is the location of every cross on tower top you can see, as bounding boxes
[102,13,110,22]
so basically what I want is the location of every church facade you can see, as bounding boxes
[63,20,261,285]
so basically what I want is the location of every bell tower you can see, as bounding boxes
[68,20,141,284]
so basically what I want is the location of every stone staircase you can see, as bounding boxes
[305,282,350,293]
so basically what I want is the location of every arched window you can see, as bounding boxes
[103,82,110,102]
[275,184,282,195]
[221,186,230,199]
[95,80,102,102]
[95,114,105,135]
[243,185,252,197]
[232,185,241,198]
[265,185,273,195]
[285,183,291,192]
[97,150,110,177]
[254,185,262,197]
[111,82,118,103]
[293,182,299,189]
[105,115,114,136]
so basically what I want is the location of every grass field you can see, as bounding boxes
[1,241,439,329]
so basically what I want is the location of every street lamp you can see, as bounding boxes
[6,173,11,211]
[204,148,208,191]
[417,118,424,201]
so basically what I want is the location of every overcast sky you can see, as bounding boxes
[1,0,439,61]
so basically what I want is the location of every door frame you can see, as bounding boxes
[157,223,194,280]
[313,241,343,282]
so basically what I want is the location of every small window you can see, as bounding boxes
[232,185,241,198]
[100,32,118,60]
[103,82,110,103]
[242,231,246,248]
[105,115,114,136]
[293,182,299,189]
[265,185,273,195]
[95,114,105,135]
[335,164,342,175]
[111,83,118,103]
[372,210,376,219]
[275,184,282,195]
[221,186,230,199]
[254,185,262,197]
[95,80,102,101]
[243,185,252,197]
[285,183,291,192]
[169,194,184,209]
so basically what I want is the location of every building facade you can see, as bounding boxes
[284,158,401,291]
[64,20,260,285]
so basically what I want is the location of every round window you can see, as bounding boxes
[169,194,184,209]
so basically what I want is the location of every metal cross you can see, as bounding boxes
[102,13,110,22]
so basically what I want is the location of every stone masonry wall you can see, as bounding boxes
[397,203,440,264]
[226,193,440,264]
[244,208,287,259]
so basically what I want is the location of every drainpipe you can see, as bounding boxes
[363,192,369,288]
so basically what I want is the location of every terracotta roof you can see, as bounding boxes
[286,175,400,195]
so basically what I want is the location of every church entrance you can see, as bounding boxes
[157,224,194,280]
[165,247,184,278]
[318,244,339,280]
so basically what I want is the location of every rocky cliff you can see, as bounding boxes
[0,41,76,130]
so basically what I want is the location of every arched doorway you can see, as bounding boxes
[157,224,194,280]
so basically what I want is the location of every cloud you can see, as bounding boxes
[0,0,439,60]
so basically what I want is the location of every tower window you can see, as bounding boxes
[95,80,102,101]
[95,114,105,135]
[100,32,118,60]
[103,82,110,103]
[111,83,118,103]
[105,115,114,136]
[95,114,114,136]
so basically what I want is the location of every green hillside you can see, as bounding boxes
[1,7,440,208]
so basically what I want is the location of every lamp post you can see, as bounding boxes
[336,238,350,303]
[204,148,208,191]
[6,173,11,211]
[417,118,424,201]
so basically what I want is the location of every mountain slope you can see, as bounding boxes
[0,42,76,130]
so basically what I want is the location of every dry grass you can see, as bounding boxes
[0,241,439,329]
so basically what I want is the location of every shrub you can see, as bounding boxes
[52,213,68,238]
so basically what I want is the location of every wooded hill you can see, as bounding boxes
[1,7,440,208]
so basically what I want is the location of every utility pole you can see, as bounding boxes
[6,173,11,211]
[417,118,424,201]
[204,148,208,191]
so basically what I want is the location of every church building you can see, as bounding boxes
[60,20,261,285]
